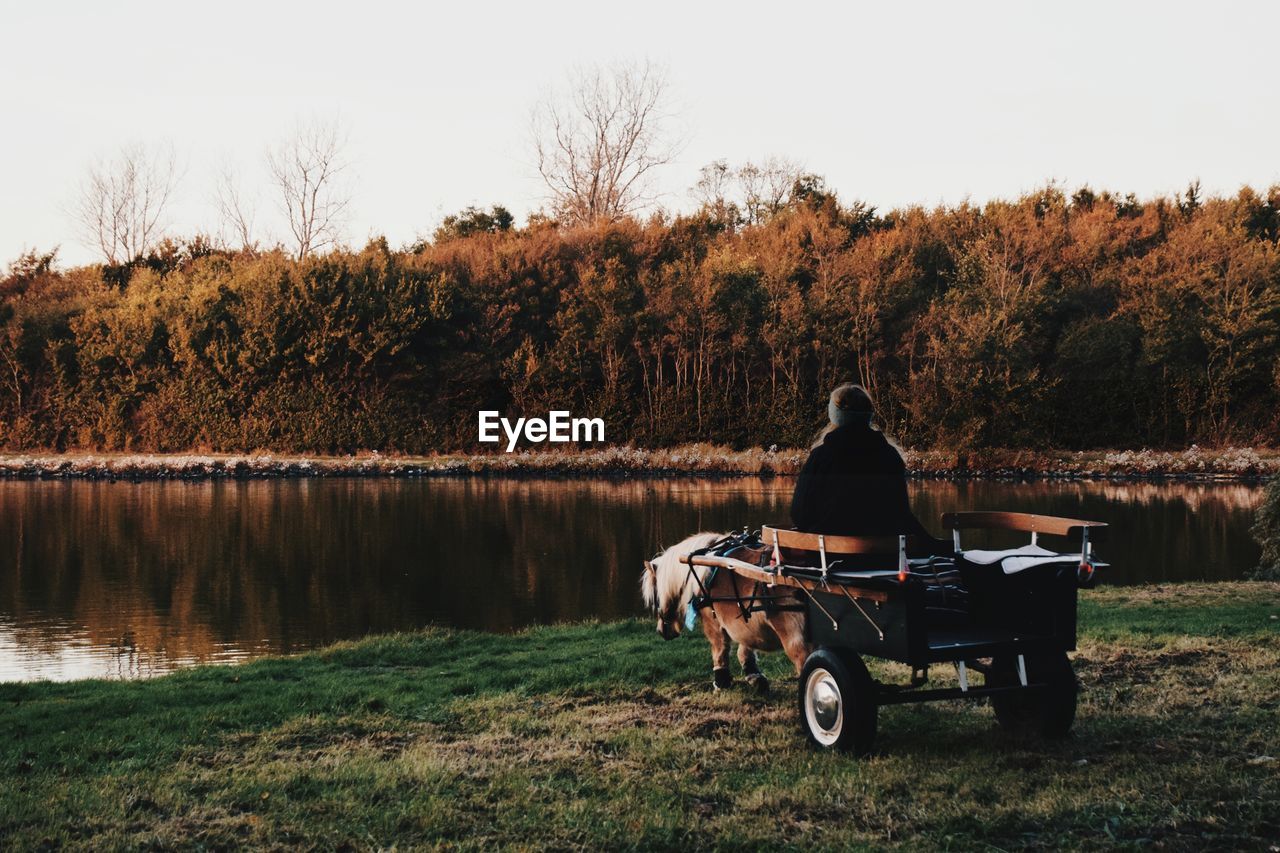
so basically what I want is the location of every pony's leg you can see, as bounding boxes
[772,612,813,676]
[702,613,733,690]
[738,644,769,695]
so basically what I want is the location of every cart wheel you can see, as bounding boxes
[798,648,877,755]
[989,651,1077,739]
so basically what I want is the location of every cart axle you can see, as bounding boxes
[874,681,1048,706]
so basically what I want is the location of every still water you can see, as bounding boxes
[0,477,1263,681]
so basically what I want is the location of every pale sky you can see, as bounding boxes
[2,0,1277,267]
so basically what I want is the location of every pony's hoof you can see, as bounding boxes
[745,674,771,695]
[712,667,733,691]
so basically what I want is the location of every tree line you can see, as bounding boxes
[2,181,1278,453]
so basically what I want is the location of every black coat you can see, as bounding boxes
[790,424,931,538]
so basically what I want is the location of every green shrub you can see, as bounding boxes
[1252,478,1280,579]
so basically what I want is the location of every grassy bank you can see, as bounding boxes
[3,584,1278,849]
[3,445,1279,481]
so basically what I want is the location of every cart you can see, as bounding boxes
[680,512,1107,755]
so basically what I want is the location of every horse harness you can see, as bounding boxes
[683,533,807,623]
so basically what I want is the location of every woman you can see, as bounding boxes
[790,383,934,540]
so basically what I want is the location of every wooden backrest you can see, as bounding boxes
[760,525,900,555]
[940,511,1106,539]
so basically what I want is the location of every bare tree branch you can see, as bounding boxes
[532,60,678,225]
[689,156,806,226]
[74,143,177,264]
[266,118,351,260]
[692,159,735,221]
[213,159,258,252]
[739,156,804,225]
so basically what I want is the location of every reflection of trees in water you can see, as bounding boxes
[0,478,1262,680]
[0,478,793,677]
[911,479,1264,515]
[1098,482,1262,514]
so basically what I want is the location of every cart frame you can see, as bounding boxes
[679,512,1107,753]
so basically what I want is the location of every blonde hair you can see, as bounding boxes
[830,383,873,417]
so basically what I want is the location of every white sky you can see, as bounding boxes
[2,0,1278,267]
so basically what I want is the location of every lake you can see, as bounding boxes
[0,477,1264,681]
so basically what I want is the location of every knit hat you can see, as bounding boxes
[828,383,874,428]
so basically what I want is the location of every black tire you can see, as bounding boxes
[797,648,878,755]
[989,650,1077,739]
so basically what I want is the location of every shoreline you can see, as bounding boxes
[1,445,1278,482]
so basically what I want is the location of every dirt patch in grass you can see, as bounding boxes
[1082,646,1233,685]
[180,717,423,782]
[1096,581,1280,607]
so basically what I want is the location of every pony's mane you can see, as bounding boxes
[641,531,725,613]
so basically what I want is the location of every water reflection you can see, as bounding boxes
[0,477,1263,681]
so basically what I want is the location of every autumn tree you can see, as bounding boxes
[432,205,514,243]
[7,183,1280,454]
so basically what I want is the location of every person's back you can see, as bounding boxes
[790,383,931,539]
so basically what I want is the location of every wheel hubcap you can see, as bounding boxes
[805,668,843,746]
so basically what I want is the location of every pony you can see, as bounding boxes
[641,531,812,692]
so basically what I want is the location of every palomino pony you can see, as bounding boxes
[641,532,812,692]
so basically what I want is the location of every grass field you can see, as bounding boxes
[3,583,1278,850]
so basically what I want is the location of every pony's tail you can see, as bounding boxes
[640,558,657,610]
